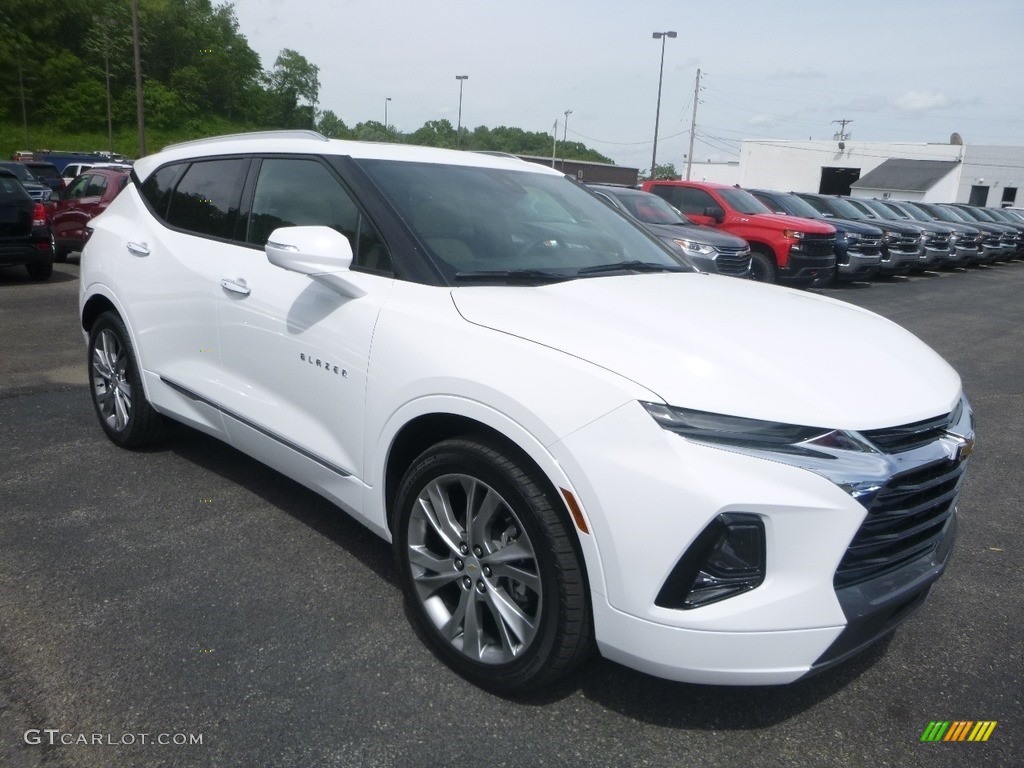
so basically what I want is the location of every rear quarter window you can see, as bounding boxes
[165,159,248,239]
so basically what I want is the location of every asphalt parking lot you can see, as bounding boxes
[1,260,1021,768]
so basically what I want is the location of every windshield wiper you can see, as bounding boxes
[453,269,570,285]
[577,260,689,276]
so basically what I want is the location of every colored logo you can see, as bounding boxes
[921,721,997,742]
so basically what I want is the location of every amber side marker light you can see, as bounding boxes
[560,488,590,534]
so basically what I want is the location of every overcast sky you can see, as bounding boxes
[227,0,1023,171]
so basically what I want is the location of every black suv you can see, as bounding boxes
[749,189,882,283]
[0,168,55,280]
[847,198,952,271]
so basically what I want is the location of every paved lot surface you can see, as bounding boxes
[1,260,1021,767]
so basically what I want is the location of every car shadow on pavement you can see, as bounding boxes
[163,424,399,588]
[160,424,891,727]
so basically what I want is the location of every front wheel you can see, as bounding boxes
[393,437,592,693]
[88,312,166,448]
[749,251,777,283]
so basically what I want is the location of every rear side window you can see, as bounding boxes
[86,175,109,197]
[651,185,717,216]
[140,164,185,219]
[165,159,248,239]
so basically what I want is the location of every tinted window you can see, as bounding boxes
[65,175,90,200]
[166,159,247,239]
[652,185,717,216]
[86,175,109,197]
[248,158,391,272]
[140,164,185,219]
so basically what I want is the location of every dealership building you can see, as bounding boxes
[705,138,1024,207]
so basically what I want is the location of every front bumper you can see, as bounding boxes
[553,397,971,685]
[878,246,919,275]
[836,248,882,279]
[779,249,836,285]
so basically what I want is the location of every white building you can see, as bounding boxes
[735,138,1024,207]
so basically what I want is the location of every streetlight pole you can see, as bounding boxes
[131,0,145,157]
[563,109,572,143]
[650,30,676,177]
[384,97,391,141]
[455,75,469,148]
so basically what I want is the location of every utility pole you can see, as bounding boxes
[685,68,701,180]
[551,119,558,168]
[131,0,145,157]
[832,119,853,141]
[563,109,572,143]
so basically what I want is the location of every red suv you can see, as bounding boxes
[642,180,835,286]
[49,167,130,260]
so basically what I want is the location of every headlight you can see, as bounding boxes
[673,238,717,256]
[642,402,866,456]
[641,398,973,503]
[782,229,806,239]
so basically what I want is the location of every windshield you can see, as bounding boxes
[822,196,863,219]
[719,187,771,215]
[0,163,34,182]
[916,203,958,223]
[895,202,932,222]
[358,160,689,282]
[938,205,974,223]
[856,198,901,221]
[608,190,689,225]
[777,193,823,219]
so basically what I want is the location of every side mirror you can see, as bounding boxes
[265,225,366,298]
[704,206,725,223]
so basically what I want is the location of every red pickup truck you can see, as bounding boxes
[642,180,835,286]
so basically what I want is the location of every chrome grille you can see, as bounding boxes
[715,246,751,276]
[862,412,954,452]
[853,237,882,253]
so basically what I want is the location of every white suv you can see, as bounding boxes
[79,131,975,692]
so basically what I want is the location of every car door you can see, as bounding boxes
[215,156,395,513]
[117,157,250,427]
[51,173,95,243]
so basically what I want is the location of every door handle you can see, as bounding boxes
[220,278,251,297]
[126,241,150,257]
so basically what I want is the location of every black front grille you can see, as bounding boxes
[798,235,835,258]
[835,459,966,588]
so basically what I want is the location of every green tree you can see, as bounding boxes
[641,162,678,181]
[317,110,351,139]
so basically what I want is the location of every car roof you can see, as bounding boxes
[135,130,563,182]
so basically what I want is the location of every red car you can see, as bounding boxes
[50,167,130,260]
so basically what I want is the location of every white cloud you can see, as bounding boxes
[894,90,950,112]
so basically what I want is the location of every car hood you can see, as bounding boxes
[750,213,835,234]
[827,218,883,237]
[451,273,960,430]
[641,222,748,248]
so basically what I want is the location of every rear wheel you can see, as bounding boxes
[88,312,166,448]
[26,261,53,281]
[394,437,592,693]
[749,251,777,283]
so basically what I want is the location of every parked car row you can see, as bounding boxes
[627,179,1022,286]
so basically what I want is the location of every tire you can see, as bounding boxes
[25,261,53,281]
[749,250,777,284]
[393,437,592,693]
[54,247,69,263]
[87,312,166,448]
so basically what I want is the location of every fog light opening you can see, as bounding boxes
[655,513,765,610]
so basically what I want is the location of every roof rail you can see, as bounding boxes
[162,130,330,152]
